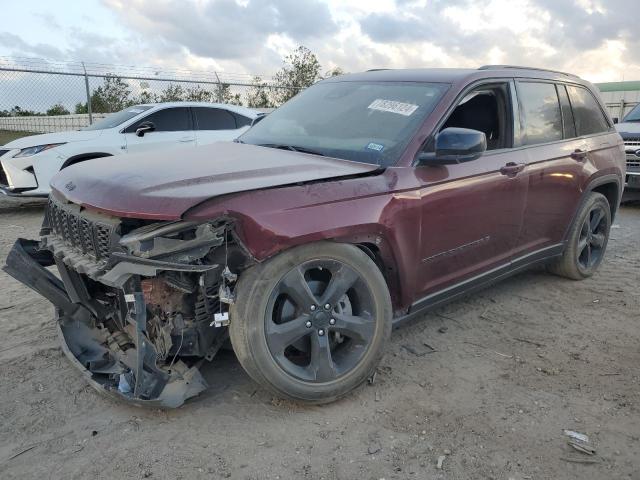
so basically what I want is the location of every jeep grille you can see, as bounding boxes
[46,198,116,260]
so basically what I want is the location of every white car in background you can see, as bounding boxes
[0,102,264,197]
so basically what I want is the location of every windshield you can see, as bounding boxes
[239,81,449,166]
[83,105,153,130]
[623,103,640,122]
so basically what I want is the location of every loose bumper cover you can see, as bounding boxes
[3,238,212,408]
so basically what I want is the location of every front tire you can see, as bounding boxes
[548,191,611,280]
[229,242,392,404]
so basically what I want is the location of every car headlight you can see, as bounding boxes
[13,143,65,158]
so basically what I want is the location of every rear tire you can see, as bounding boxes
[548,192,611,280]
[229,242,392,404]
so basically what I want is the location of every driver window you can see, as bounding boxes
[124,107,192,133]
[428,83,512,152]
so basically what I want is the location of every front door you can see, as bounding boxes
[124,107,195,155]
[413,81,529,299]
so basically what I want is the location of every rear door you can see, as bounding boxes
[193,107,251,145]
[516,81,616,256]
[124,107,195,154]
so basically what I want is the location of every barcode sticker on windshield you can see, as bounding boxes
[368,99,418,116]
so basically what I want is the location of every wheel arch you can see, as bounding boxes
[61,152,113,170]
[586,174,621,221]
[562,173,621,244]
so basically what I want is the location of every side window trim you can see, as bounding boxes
[556,83,577,140]
[510,79,523,148]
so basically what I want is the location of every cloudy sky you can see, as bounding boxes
[0,0,638,82]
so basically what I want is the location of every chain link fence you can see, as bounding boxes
[0,57,297,139]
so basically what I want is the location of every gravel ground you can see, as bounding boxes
[0,195,638,480]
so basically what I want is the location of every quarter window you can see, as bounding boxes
[125,107,191,132]
[566,85,610,136]
[233,113,252,128]
[518,82,563,145]
[193,107,237,130]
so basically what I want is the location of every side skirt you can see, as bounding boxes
[392,243,564,329]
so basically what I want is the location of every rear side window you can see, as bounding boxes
[193,107,237,130]
[125,107,191,132]
[556,84,577,139]
[517,82,563,145]
[566,85,610,136]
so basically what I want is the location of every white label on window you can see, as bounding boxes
[368,99,419,116]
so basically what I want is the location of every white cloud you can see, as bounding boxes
[1,0,639,82]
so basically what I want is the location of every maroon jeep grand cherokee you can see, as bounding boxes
[5,66,625,407]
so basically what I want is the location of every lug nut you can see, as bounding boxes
[324,303,331,310]
[329,318,336,325]
[305,321,312,328]
[318,329,325,336]
[310,305,316,311]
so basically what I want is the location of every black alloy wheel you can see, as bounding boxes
[229,242,392,403]
[265,259,376,383]
[576,204,608,270]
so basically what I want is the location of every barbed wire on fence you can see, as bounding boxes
[0,57,299,134]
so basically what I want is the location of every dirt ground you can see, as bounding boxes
[0,195,638,480]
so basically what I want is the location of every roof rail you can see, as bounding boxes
[366,68,391,72]
[478,65,578,78]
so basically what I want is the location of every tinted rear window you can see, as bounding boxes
[125,107,191,132]
[566,85,610,136]
[518,82,563,145]
[193,107,237,130]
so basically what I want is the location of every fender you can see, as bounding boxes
[183,169,422,311]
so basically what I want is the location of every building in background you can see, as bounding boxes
[596,81,640,122]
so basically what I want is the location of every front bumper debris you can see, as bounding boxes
[3,238,214,407]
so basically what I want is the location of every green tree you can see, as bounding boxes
[91,76,133,113]
[159,84,186,102]
[137,89,158,104]
[10,106,41,116]
[272,46,322,105]
[212,83,243,105]
[74,102,88,114]
[184,85,214,102]
[245,76,273,108]
[324,66,344,78]
[46,103,70,116]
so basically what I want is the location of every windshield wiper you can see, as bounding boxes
[258,143,325,156]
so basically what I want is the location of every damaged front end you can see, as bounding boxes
[3,196,251,407]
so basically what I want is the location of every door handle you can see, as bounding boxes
[500,162,526,176]
[179,136,195,143]
[570,148,588,161]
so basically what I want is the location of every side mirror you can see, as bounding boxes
[251,114,266,127]
[612,117,619,124]
[135,121,155,137]
[417,127,487,165]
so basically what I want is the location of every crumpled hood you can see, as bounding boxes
[51,142,379,220]
[3,129,103,149]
